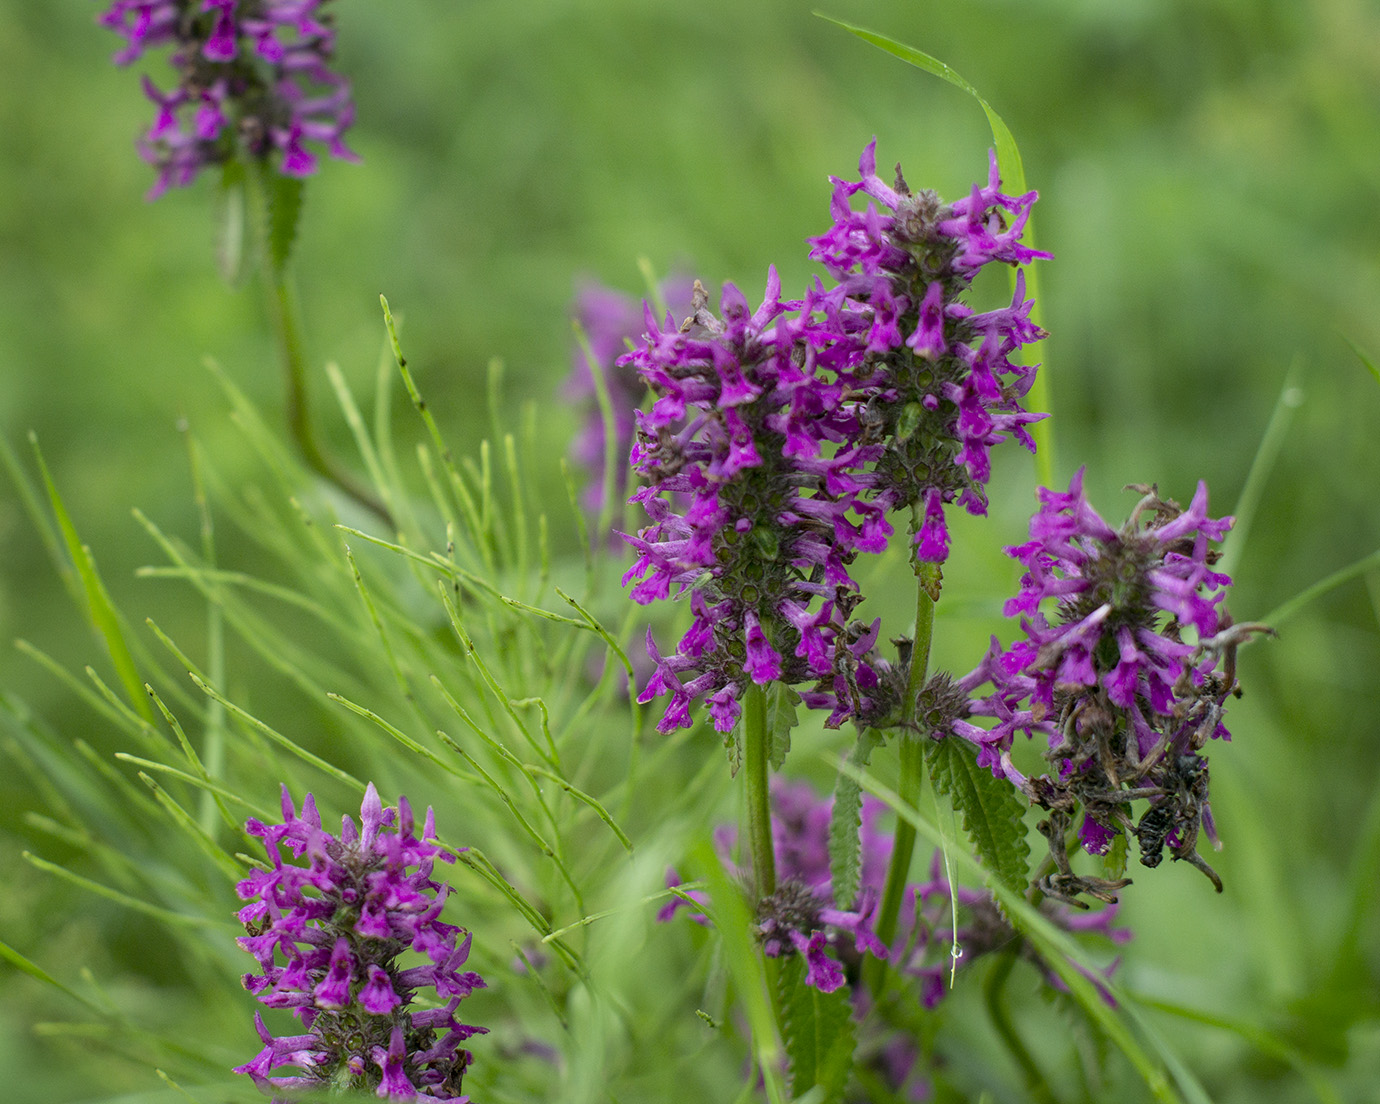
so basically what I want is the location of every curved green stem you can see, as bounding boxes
[742,682,776,899]
[984,949,1061,1104]
[266,268,392,525]
[866,555,939,997]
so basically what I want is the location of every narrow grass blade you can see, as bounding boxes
[30,435,154,723]
[135,772,244,882]
[145,686,238,834]
[1262,546,1380,626]
[527,763,634,854]
[693,835,788,1104]
[326,693,475,783]
[1220,356,1305,578]
[325,360,394,522]
[0,937,105,1014]
[381,295,490,572]
[22,852,230,929]
[189,674,363,791]
[113,754,273,821]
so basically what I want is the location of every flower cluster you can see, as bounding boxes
[660,780,1127,1004]
[99,0,357,196]
[622,273,888,733]
[234,784,485,1102]
[621,144,1049,734]
[807,142,1050,561]
[951,470,1270,900]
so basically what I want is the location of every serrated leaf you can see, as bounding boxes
[925,738,1030,896]
[766,682,800,771]
[778,955,857,1102]
[725,722,743,778]
[829,727,883,908]
[264,171,304,273]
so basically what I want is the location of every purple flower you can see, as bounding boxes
[234,784,485,1102]
[952,470,1271,899]
[622,275,886,733]
[98,0,358,196]
[807,140,1051,562]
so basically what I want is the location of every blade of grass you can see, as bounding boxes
[22,851,231,929]
[135,771,244,882]
[189,673,363,791]
[113,754,273,821]
[526,763,634,854]
[30,434,154,724]
[693,834,788,1104]
[1220,356,1305,578]
[381,295,490,573]
[326,693,476,784]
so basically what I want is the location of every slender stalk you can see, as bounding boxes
[984,949,1062,1104]
[866,553,939,997]
[742,682,776,898]
[265,268,392,525]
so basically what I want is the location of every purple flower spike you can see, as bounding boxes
[952,472,1272,901]
[98,0,358,196]
[807,141,1050,562]
[234,784,485,1101]
[622,276,885,732]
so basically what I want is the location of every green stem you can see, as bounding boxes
[265,267,392,525]
[866,555,939,998]
[742,682,776,899]
[984,949,1061,1104]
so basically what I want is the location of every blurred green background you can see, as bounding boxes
[3,0,1380,1100]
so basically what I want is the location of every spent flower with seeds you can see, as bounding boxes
[235,784,485,1101]
[951,470,1271,900]
[99,0,358,196]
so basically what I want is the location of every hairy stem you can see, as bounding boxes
[742,682,776,899]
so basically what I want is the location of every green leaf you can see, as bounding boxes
[778,955,857,1103]
[829,727,883,908]
[215,160,248,285]
[925,737,1030,896]
[1103,825,1129,882]
[765,682,800,771]
[264,170,303,273]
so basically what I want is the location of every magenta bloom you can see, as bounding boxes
[622,274,887,733]
[808,140,1050,562]
[98,0,358,196]
[952,471,1269,898]
[234,784,485,1101]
